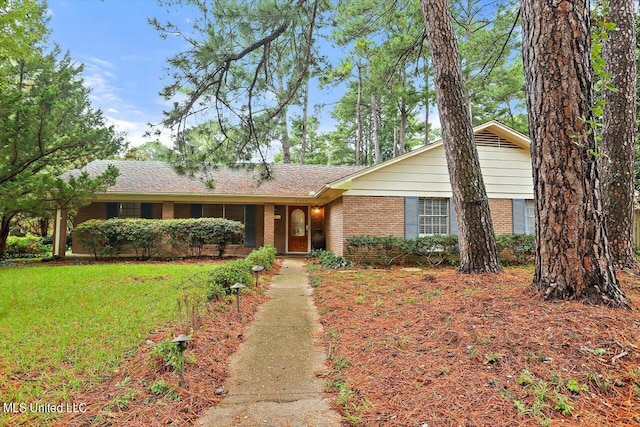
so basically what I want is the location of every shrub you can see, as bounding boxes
[345,234,533,267]
[206,259,252,299]
[313,250,352,269]
[204,246,277,300]
[245,245,277,269]
[496,234,535,264]
[74,218,244,259]
[4,235,49,259]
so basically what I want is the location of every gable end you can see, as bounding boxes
[475,130,520,149]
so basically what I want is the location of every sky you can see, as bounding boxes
[47,0,342,150]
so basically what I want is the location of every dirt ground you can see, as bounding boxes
[311,265,640,426]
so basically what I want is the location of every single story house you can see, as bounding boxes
[53,121,534,257]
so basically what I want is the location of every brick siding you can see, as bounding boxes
[343,195,405,239]
[324,198,344,255]
[488,199,513,234]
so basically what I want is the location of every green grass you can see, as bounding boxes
[0,262,207,424]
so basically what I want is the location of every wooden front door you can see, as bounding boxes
[288,206,308,252]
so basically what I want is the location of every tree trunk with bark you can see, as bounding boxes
[371,92,381,164]
[601,0,637,270]
[0,216,12,259]
[355,63,363,166]
[421,0,502,274]
[521,0,631,307]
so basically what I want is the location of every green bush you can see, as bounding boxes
[204,246,277,300]
[4,235,49,259]
[345,234,533,267]
[74,218,244,259]
[496,234,535,264]
[245,245,277,269]
[312,249,352,269]
[206,259,252,299]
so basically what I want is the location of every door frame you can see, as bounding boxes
[285,205,310,253]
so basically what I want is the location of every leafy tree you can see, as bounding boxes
[152,0,328,174]
[0,1,125,258]
[123,141,173,161]
[521,0,630,306]
[421,0,502,274]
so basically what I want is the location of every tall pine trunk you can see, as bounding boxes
[421,0,501,274]
[601,0,637,270]
[371,92,381,164]
[521,0,630,307]
[355,63,363,166]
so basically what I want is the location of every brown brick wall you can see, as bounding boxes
[274,205,286,254]
[343,196,405,239]
[488,199,513,234]
[325,198,344,255]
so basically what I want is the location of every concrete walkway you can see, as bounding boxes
[195,258,342,427]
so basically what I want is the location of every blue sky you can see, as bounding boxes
[48,0,191,147]
[47,0,344,150]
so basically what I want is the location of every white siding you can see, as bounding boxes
[344,144,533,199]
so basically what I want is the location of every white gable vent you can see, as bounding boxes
[475,130,520,149]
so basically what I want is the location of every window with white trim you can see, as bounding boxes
[419,198,449,236]
[525,200,535,235]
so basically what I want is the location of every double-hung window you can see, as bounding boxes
[418,198,449,236]
[525,200,535,235]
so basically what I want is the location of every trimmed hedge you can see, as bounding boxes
[3,235,49,259]
[74,218,244,260]
[205,245,277,300]
[345,234,534,267]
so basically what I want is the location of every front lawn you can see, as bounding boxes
[0,261,210,425]
[311,265,640,426]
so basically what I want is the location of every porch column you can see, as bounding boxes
[162,201,175,219]
[264,203,275,246]
[53,208,68,258]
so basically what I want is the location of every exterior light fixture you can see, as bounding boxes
[230,282,246,314]
[252,265,264,287]
[170,334,194,383]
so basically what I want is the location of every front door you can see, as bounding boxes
[288,206,308,253]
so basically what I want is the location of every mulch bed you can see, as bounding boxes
[52,261,279,427]
[311,265,640,426]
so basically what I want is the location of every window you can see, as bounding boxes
[119,202,140,218]
[419,198,449,236]
[525,200,535,235]
[202,204,223,218]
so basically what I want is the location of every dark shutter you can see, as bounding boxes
[141,203,153,219]
[512,199,526,234]
[106,202,119,219]
[449,197,458,235]
[405,197,419,239]
[244,205,256,247]
[190,203,203,218]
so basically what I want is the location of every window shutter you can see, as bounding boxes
[106,202,119,219]
[190,203,203,218]
[244,205,256,247]
[141,203,153,219]
[449,197,458,235]
[512,199,526,234]
[405,197,419,239]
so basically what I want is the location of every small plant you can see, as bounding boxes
[177,290,206,331]
[149,379,172,396]
[485,353,502,365]
[592,348,607,356]
[111,388,139,410]
[565,379,587,394]
[315,250,352,269]
[150,340,185,372]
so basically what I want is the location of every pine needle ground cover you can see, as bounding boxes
[0,261,210,425]
[311,265,640,426]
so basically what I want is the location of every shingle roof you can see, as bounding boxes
[70,161,363,197]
